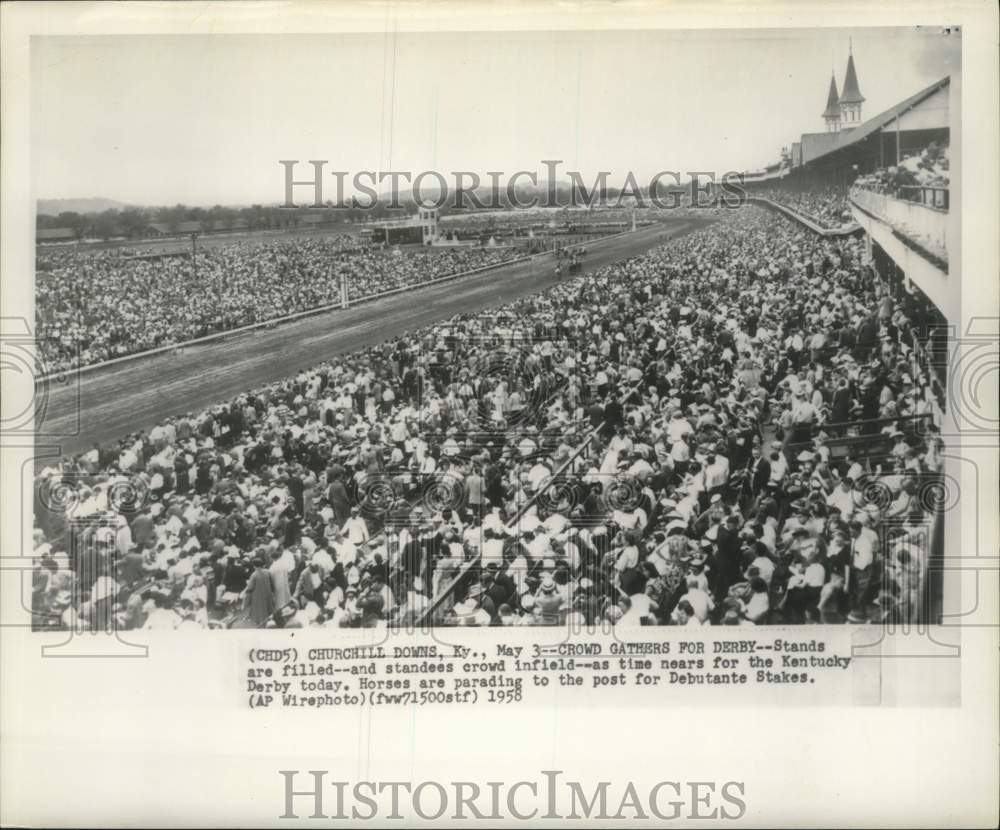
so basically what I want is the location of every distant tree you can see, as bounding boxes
[119,207,149,239]
[57,211,88,240]
[208,204,235,231]
[163,204,189,233]
[92,209,120,241]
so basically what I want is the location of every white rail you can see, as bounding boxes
[749,197,861,237]
[849,187,949,263]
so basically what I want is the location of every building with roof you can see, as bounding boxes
[145,221,203,237]
[365,207,471,247]
[750,71,950,189]
[739,48,959,631]
[36,227,77,243]
[742,51,957,352]
[802,75,948,184]
[847,74,956,330]
[747,41,948,186]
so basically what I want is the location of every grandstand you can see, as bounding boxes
[31,203,953,633]
[739,52,959,625]
[28,47,961,635]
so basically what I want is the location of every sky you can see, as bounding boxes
[31,26,961,207]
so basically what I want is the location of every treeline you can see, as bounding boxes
[35,181,667,242]
[35,204,393,242]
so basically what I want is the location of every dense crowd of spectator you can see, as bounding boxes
[755,186,854,229]
[35,240,520,372]
[31,203,946,633]
[441,208,567,233]
[853,142,950,208]
[441,206,659,238]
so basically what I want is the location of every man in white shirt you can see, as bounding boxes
[341,506,370,546]
[330,529,358,567]
[311,547,335,578]
[748,550,776,586]
[848,519,878,616]
[826,477,856,521]
[666,411,694,444]
[704,453,730,493]
[768,449,788,486]
[480,529,506,566]
[675,576,714,623]
[143,595,179,630]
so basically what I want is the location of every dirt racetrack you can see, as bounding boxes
[35,216,712,460]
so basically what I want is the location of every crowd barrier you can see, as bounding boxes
[852,183,949,212]
[747,197,861,237]
[785,413,934,462]
[849,186,949,262]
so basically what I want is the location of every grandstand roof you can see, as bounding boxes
[805,75,950,165]
[800,131,843,165]
[839,52,865,105]
[823,74,841,118]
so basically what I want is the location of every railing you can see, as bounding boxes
[414,382,644,628]
[812,411,933,437]
[849,186,949,264]
[910,334,948,414]
[412,430,602,627]
[896,185,950,211]
[747,197,860,237]
[785,413,934,461]
[853,182,949,212]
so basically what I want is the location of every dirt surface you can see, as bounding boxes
[35,216,712,460]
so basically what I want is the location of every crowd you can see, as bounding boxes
[35,240,520,372]
[853,142,950,208]
[31,203,946,633]
[440,207,657,238]
[440,209,566,234]
[755,186,854,230]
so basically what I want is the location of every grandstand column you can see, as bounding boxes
[340,271,348,309]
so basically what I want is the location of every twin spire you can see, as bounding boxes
[823,74,842,119]
[822,46,865,132]
[840,51,865,105]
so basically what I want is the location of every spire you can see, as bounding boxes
[822,73,841,118]
[839,50,864,105]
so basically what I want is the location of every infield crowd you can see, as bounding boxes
[35,240,520,372]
